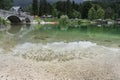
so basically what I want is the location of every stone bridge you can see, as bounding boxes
[0,9,34,24]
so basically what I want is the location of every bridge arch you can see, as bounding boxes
[7,15,22,24]
[0,9,33,24]
[25,18,31,23]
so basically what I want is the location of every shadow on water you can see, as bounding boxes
[7,24,32,34]
[7,25,22,34]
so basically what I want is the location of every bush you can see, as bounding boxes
[35,16,41,24]
[0,17,3,24]
[59,15,69,25]
[59,15,70,30]
[0,17,10,25]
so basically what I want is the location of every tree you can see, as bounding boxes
[46,3,53,15]
[24,4,32,14]
[105,7,114,19]
[93,0,119,2]
[71,10,81,19]
[72,1,81,11]
[88,7,96,20]
[59,15,69,26]
[59,15,70,30]
[55,0,72,18]
[72,1,75,9]
[17,0,120,20]
[0,0,13,10]
[55,1,66,15]
[0,17,3,24]
[39,0,52,16]
[66,0,72,17]
[39,0,46,16]
[82,1,92,19]
[32,0,38,15]
[96,7,105,19]
[52,7,58,17]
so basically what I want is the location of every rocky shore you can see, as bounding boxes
[0,41,120,80]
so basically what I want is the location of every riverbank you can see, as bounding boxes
[0,41,120,80]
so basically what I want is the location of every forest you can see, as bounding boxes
[0,0,120,20]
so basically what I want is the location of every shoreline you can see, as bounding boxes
[0,41,120,80]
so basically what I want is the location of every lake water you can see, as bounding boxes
[0,24,120,50]
[0,24,120,80]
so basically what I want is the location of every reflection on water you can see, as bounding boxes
[5,24,120,36]
[0,24,120,49]
[8,25,22,34]
[7,24,31,34]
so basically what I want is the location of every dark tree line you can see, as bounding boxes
[0,0,119,20]
[32,0,38,15]
[31,0,120,19]
[32,0,81,18]
[0,0,13,10]
[91,1,120,19]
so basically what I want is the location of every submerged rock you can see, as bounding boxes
[0,41,120,80]
[11,41,119,62]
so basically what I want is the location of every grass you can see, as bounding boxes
[42,18,59,22]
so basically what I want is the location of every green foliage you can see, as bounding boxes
[35,25,42,30]
[82,1,92,19]
[88,7,96,20]
[24,5,32,13]
[26,0,120,20]
[0,0,13,10]
[32,0,38,15]
[59,15,70,30]
[78,20,82,25]
[52,8,59,17]
[114,13,119,20]
[66,0,72,17]
[0,17,2,24]
[96,7,105,19]
[35,17,42,24]
[105,7,115,19]
[59,15,69,25]
[6,19,11,24]
[0,17,10,25]
[71,10,81,19]
[54,1,82,19]
[88,6,105,20]
[39,0,53,16]
[43,18,59,22]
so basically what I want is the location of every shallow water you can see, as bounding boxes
[0,24,120,49]
[10,41,119,62]
[0,40,120,80]
[0,24,120,59]
[0,24,120,80]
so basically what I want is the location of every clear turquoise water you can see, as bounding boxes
[0,24,120,50]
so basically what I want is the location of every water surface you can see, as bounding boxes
[0,24,120,50]
[0,24,120,80]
